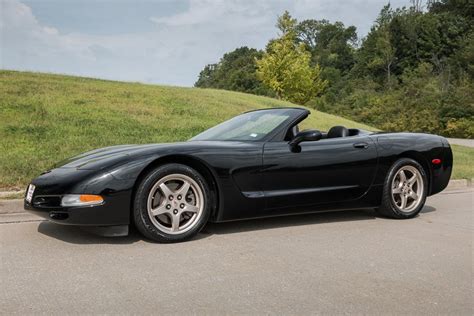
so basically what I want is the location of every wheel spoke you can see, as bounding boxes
[392,187,402,194]
[177,181,191,197]
[184,204,199,213]
[409,191,418,200]
[399,170,407,183]
[400,194,407,209]
[171,215,180,232]
[151,204,169,216]
[408,174,417,186]
[159,183,174,197]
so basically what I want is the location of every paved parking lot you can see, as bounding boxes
[1,188,472,315]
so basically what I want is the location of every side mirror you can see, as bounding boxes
[289,130,322,150]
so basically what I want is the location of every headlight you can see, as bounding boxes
[61,194,104,207]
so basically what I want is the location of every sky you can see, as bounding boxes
[1,0,408,87]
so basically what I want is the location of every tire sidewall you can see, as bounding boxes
[133,163,211,242]
[385,158,428,218]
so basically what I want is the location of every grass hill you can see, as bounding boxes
[0,70,472,189]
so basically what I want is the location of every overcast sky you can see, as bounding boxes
[1,0,409,86]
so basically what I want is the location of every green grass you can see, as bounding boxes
[0,70,472,189]
[451,145,474,180]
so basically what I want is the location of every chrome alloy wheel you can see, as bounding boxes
[147,173,204,234]
[391,165,424,213]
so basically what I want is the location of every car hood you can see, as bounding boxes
[55,144,172,170]
[53,141,249,171]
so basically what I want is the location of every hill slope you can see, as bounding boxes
[0,71,471,189]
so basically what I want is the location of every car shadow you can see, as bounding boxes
[419,205,436,214]
[37,208,377,244]
[201,209,378,236]
[36,205,436,245]
[37,222,143,245]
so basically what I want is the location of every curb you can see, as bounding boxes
[0,190,23,199]
[446,179,473,190]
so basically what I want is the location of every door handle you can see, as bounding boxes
[353,142,369,149]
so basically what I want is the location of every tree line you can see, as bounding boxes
[195,0,473,138]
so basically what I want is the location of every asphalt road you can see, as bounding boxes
[1,189,472,315]
[447,138,474,148]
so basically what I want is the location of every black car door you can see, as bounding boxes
[262,136,378,211]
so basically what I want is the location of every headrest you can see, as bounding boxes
[327,126,349,138]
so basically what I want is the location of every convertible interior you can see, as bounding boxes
[285,125,368,141]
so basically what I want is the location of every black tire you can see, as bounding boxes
[133,163,211,243]
[376,158,428,219]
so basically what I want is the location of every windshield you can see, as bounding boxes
[190,109,292,141]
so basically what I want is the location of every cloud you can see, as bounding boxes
[292,0,408,35]
[1,0,408,86]
[1,0,97,72]
[1,0,280,86]
[151,0,277,27]
[148,0,282,83]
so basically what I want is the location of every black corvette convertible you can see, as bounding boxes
[25,107,452,242]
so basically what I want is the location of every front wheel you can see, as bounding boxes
[133,163,211,242]
[376,158,428,219]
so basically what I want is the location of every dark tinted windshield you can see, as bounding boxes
[190,109,293,141]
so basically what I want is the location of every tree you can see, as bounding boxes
[194,3,473,138]
[295,19,357,73]
[256,12,327,104]
[195,47,272,96]
[373,25,396,87]
[352,4,397,87]
[276,10,297,34]
[194,64,218,88]
[429,0,474,19]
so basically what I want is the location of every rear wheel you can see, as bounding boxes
[377,158,427,219]
[133,163,211,242]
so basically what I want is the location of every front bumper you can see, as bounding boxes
[23,166,134,226]
[24,192,131,226]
